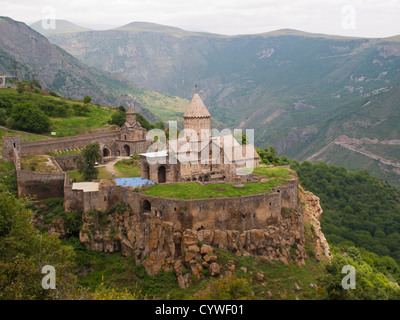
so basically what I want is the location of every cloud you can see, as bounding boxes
[2,0,400,37]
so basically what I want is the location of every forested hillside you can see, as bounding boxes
[285,159,400,263]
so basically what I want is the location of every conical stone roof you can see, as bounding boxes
[126,107,136,114]
[183,92,211,118]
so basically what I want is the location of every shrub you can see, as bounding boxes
[10,102,50,133]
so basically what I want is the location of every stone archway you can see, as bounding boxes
[103,147,111,157]
[142,200,151,213]
[123,145,130,156]
[158,165,166,183]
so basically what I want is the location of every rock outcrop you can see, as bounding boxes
[302,191,332,261]
[79,188,331,287]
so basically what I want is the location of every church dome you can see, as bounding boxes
[183,92,211,118]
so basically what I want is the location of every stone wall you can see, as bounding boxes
[54,154,81,171]
[18,131,121,157]
[65,178,299,231]
[17,170,65,200]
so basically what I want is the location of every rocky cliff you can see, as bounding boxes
[79,187,331,289]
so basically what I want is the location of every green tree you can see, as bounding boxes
[16,81,25,94]
[83,95,92,104]
[0,183,78,299]
[256,146,280,165]
[318,246,400,300]
[109,111,126,127]
[136,113,154,131]
[117,105,126,113]
[75,142,102,181]
[27,79,42,90]
[72,103,90,116]
[10,102,50,133]
[154,121,165,130]
[0,108,7,125]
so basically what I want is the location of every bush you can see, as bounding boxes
[0,109,7,125]
[109,111,126,127]
[194,276,253,300]
[73,103,90,116]
[83,96,92,104]
[0,183,79,299]
[10,102,50,133]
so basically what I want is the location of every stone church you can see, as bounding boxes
[140,91,260,184]
[115,107,148,156]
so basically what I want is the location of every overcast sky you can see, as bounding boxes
[2,0,400,38]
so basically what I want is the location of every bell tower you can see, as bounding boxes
[183,88,211,140]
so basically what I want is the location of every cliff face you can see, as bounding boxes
[79,187,331,288]
[302,191,332,261]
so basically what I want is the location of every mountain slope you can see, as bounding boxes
[45,21,400,187]
[304,84,400,188]
[30,19,91,36]
[0,17,190,122]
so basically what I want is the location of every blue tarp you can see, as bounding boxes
[114,177,155,188]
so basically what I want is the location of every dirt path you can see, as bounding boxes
[104,156,130,176]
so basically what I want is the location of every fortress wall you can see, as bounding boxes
[17,170,65,200]
[19,131,121,156]
[273,179,298,209]
[65,178,299,231]
[2,135,21,160]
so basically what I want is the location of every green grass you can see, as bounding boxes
[48,105,118,137]
[139,166,294,199]
[63,237,180,299]
[66,170,84,182]
[114,158,141,177]
[140,179,288,200]
[67,160,141,182]
[20,155,61,173]
[248,166,293,179]
[210,248,326,300]
[67,167,110,182]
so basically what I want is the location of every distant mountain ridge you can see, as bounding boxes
[30,19,92,36]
